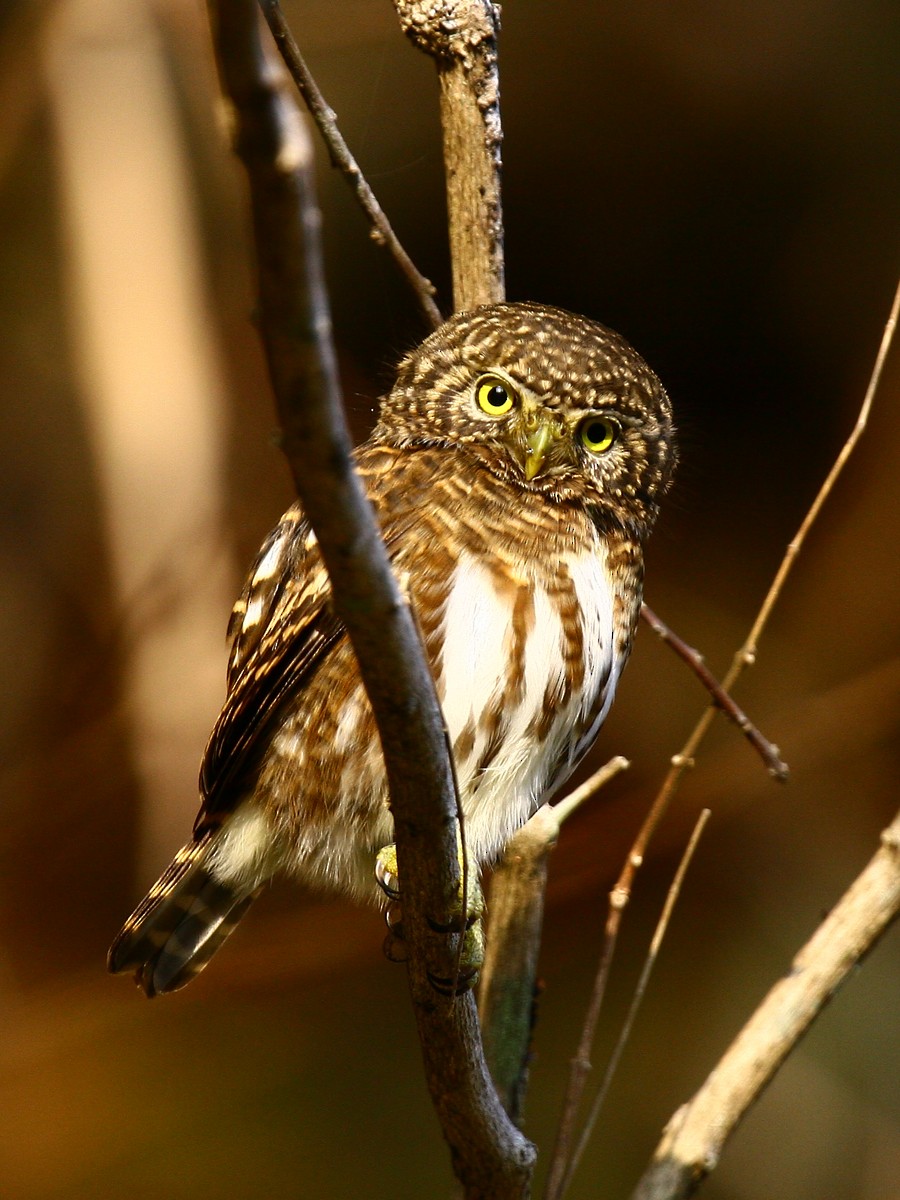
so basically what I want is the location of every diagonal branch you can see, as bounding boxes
[208,4,533,1195]
[630,276,900,906]
[640,604,789,781]
[560,810,711,1197]
[631,806,900,1200]
[258,0,443,329]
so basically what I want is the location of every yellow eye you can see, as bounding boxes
[476,374,517,417]
[580,416,617,454]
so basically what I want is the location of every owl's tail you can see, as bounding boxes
[108,836,259,997]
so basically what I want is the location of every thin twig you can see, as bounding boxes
[733,281,899,673]
[258,0,443,330]
[560,810,711,1197]
[208,5,533,1195]
[544,843,634,1199]
[393,0,505,310]
[641,604,789,781]
[631,806,900,1200]
[546,276,900,1200]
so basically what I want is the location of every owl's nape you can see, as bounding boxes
[109,301,676,996]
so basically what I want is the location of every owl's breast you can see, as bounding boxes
[429,536,627,867]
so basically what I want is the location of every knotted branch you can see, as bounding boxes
[393,0,505,310]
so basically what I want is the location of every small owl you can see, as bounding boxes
[109,302,677,995]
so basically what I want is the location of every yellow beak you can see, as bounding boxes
[524,420,560,481]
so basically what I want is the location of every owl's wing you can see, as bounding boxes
[197,462,423,832]
[198,506,343,830]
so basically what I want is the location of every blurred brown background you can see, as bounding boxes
[2,1,899,1197]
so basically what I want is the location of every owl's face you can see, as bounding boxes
[378,302,677,535]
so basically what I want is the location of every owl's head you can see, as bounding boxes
[377,302,677,535]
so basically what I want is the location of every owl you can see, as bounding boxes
[109,302,677,996]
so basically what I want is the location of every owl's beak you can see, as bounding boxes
[523,418,562,481]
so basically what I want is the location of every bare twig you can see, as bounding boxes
[648,271,897,856]
[631,807,900,1200]
[208,5,533,1194]
[478,757,631,1121]
[546,276,900,1200]
[641,604,789,781]
[620,275,899,908]
[544,835,636,1199]
[733,287,899,673]
[257,0,443,330]
[393,0,505,310]
[560,811,711,1197]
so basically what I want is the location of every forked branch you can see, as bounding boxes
[546,277,900,1197]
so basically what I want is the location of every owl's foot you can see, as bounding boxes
[375,841,485,994]
[375,842,485,927]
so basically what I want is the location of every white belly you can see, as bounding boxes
[438,546,620,866]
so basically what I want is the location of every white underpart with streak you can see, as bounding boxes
[439,546,619,867]
[210,543,622,897]
[564,547,625,767]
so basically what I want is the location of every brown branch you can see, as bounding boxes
[208,4,533,1195]
[631,807,900,1200]
[478,758,631,1122]
[640,604,789,781]
[478,805,553,1126]
[257,0,443,330]
[551,756,632,827]
[546,277,900,1200]
[393,0,505,310]
[733,289,899,673]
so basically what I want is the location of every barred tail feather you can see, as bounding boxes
[108,836,258,997]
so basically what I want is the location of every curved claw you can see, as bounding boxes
[383,930,409,963]
[375,844,401,900]
[427,965,480,996]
